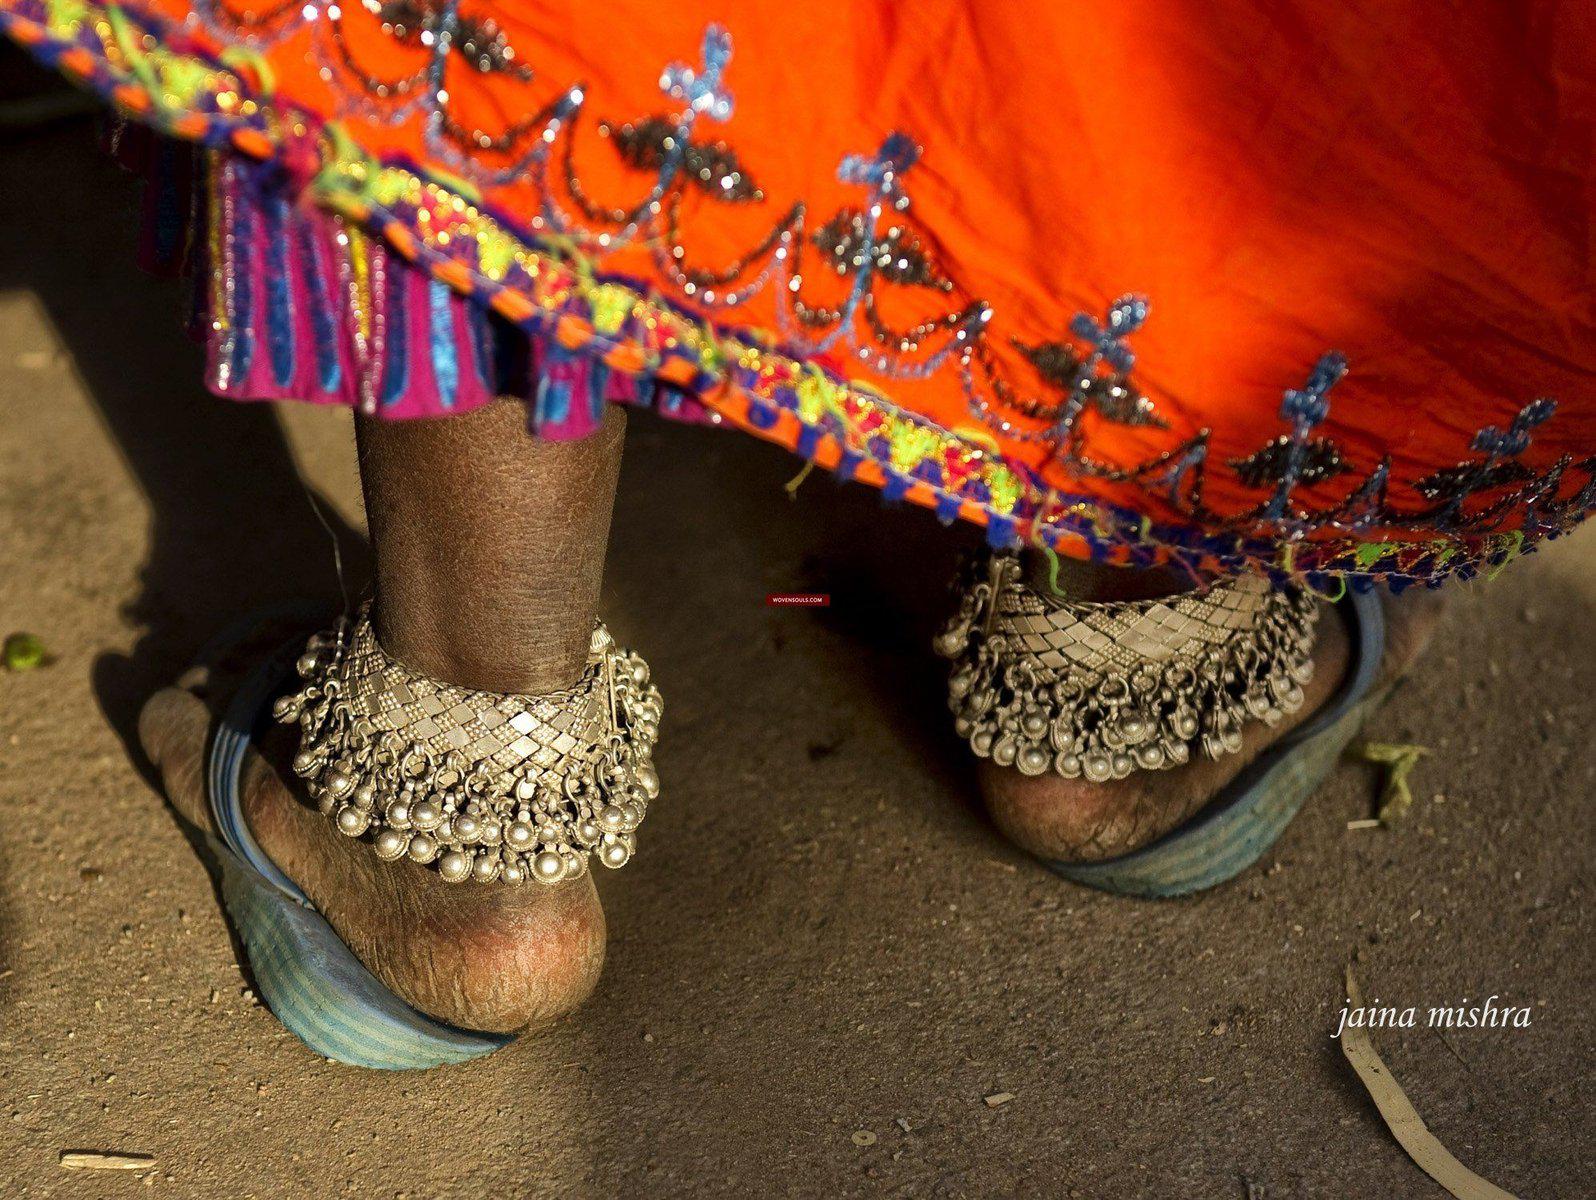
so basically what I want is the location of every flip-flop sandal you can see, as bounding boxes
[203,636,513,1068]
[1047,587,1388,898]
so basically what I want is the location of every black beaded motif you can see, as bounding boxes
[982,303,1588,545]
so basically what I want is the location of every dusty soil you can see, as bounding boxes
[0,112,1590,1198]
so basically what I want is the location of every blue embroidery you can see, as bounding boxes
[1263,351,1347,521]
[378,255,410,407]
[262,188,296,389]
[298,224,342,393]
[427,278,459,409]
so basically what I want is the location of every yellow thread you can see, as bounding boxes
[783,460,816,499]
[1302,574,1347,603]
[218,45,276,97]
[103,6,161,99]
[1485,531,1525,581]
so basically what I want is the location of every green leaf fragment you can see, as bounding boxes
[1352,741,1431,824]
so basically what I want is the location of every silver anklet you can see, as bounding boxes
[934,555,1318,781]
[272,606,662,884]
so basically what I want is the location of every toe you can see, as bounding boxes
[137,685,215,832]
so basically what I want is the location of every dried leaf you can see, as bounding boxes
[1340,967,1517,1199]
[1352,742,1431,824]
[59,1151,155,1171]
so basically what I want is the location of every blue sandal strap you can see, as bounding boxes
[204,640,513,1067]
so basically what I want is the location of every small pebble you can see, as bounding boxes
[984,1092,1015,1109]
[851,1131,876,1147]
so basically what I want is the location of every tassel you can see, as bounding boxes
[378,250,410,408]
[427,279,459,409]
[222,159,254,388]
[262,189,296,389]
[298,223,342,393]
[984,514,1019,549]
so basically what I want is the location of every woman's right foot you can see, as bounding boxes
[975,573,1446,865]
[137,629,608,1034]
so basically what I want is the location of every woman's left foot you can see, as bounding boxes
[976,586,1447,864]
[138,626,610,1034]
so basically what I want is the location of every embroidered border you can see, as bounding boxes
[4,0,1591,589]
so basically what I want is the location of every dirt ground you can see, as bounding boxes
[0,113,1591,1199]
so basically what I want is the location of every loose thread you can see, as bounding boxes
[783,459,816,499]
[300,480,351,620]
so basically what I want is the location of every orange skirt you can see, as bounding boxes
[4,0,1592,587]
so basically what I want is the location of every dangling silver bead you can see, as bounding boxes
[437,850,472,883]
[991,735,1018,768]
[634,763,660,800]
[335,805,370,837]
[532,850,564,882]
[373,829,408,861]
[1017,744,1050,776]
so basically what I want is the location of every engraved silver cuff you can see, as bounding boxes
[934,554,1319,782]
[272,606,662,884]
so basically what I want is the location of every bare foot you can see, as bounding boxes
[138,629,607,1033]
[980,587,1448,862]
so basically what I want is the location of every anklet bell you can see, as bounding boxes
[935,554,1319,782]
[272,606,662,884]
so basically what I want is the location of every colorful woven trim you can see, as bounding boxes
[5,0,1591,590]
[131,131,711,439]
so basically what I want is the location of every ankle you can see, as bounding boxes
[1021,551,1189,603]
[371,596,593,694]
